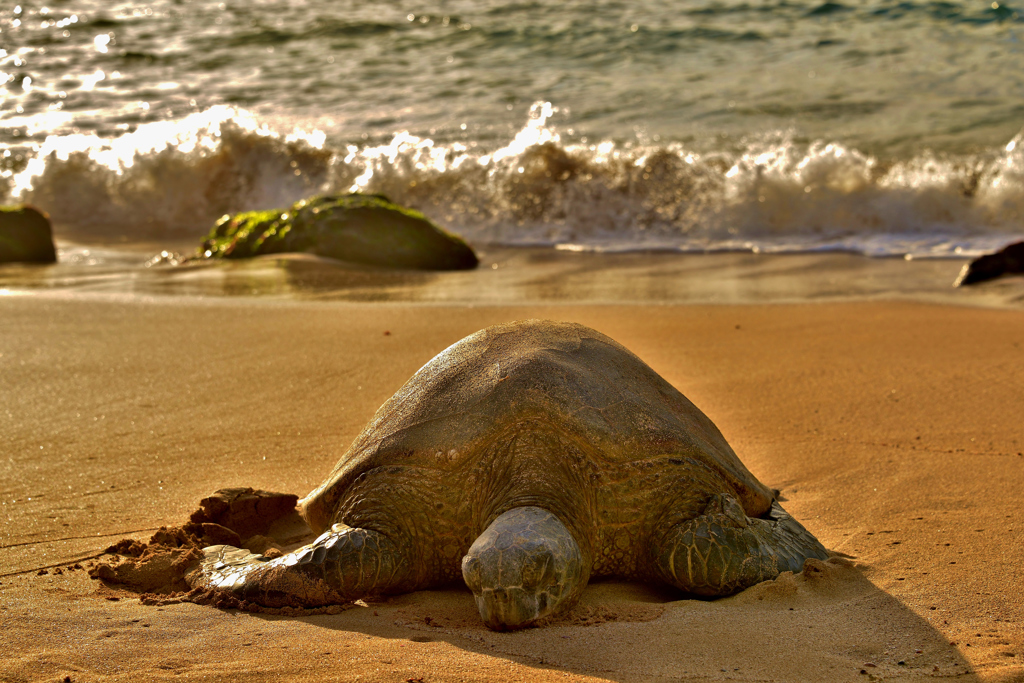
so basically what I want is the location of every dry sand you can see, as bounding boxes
[1,295,1022,682]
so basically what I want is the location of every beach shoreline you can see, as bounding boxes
[2,294,1022,681]
[3,247,1022,309]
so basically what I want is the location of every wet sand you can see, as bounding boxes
[1,294,1023,682]
[3,246,1024,309]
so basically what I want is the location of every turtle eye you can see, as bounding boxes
[462,555,482,590]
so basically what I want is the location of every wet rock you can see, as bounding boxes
[0,206,57,264]
[954,241,1024,286]
[199,193,478,270]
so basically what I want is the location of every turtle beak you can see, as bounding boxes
[469,584,549,631]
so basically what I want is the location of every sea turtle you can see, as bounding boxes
[191,320,829,630]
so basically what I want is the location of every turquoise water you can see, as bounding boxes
[1,0,1023,256]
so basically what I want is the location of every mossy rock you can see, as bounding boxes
[0,206,57,264]
[200,194,478,270]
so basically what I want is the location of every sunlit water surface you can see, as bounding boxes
[1,0,1023,257]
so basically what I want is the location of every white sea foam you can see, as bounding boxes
[5,104,1024,257]
[5,106,332,238]
[3,0,1023,258]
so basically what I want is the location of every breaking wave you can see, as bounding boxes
[4,103,1023,257]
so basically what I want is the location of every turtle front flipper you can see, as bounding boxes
[189,523,416,608]
[461,507,591,630]
[651,494,829,597]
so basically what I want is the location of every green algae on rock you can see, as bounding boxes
[0,206,57,264]
[200,194,478,270]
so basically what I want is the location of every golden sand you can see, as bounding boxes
[1,296,1022,681]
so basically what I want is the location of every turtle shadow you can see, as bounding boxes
[84,492,990,680]
[88,527,990,679]
[265,558,986,682]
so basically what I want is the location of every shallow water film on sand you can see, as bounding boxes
[2,0,1023,257]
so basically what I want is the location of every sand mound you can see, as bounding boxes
[727,556,867,607]
[88,488,300,600]
[89,527,203,594]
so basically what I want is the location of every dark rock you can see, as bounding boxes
[0,205,57,264]
[200,193,477,270]
[954,241,1024,286]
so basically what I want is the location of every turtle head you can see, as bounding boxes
[461,506,587,630]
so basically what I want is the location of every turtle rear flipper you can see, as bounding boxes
[190,524,416,608]
[651,495,829,597]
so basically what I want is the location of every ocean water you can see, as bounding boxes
[2,0,1023,257]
